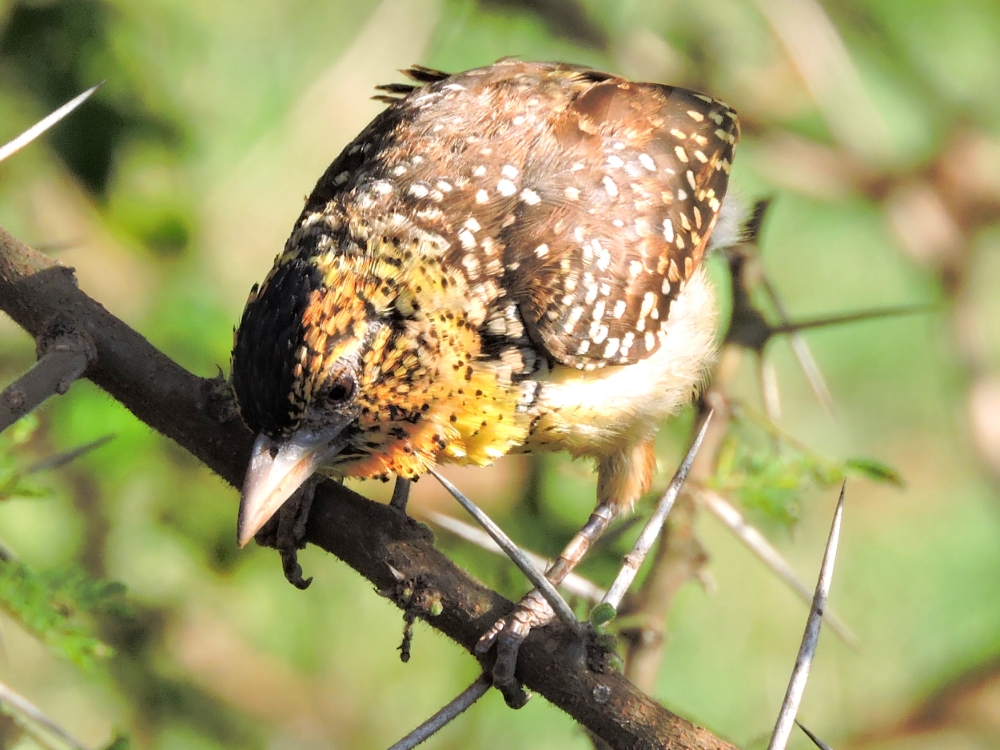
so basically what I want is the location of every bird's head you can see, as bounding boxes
[230,219,504,547]
[230,240,394,548]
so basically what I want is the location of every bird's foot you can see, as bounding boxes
[476,589,558,708]
[203,371,241,424]
[389,476,412,514]
[253,476,318,590]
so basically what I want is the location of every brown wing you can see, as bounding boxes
[293,61,737,372]
[503,75,739,369]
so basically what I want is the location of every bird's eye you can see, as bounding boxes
[326,371,357,404]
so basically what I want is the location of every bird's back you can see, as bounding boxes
[233,60,738,488]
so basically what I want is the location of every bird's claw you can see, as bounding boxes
[254,476,318,590]
[476,589,558,708]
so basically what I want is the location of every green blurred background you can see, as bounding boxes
[1,0,999,748]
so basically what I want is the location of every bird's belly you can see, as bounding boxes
[522,267,718,457]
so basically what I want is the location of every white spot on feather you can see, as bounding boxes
[520,188,541,205]
[497,179,517,197]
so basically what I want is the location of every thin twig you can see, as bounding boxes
[621,381,731,692]
[0,678,90,750]
[422,509,606,602]
[760,357,782,422]
[767,483,846,750]
[428,469,581,634]
[601,411,713,611]
[26,434,114,474]
[754,262,926,421]
[750,0,890,160]
[0,84,103,163]
[0,333,94,433]
[759,272,836,417]
[387,674,490,750]
[698,488,858,648]
[796,720,834,750]
[770,304,931,336]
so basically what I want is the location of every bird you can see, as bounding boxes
[230,59,739,702]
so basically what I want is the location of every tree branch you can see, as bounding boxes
[0,223,738,750]
[0,331,94,432]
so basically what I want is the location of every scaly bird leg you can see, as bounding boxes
[476,438,657,706]
[477,503,617,707]
[600,412,712,610]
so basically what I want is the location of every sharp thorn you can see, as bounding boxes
[0,83,103,163]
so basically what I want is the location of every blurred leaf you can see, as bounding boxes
[0,415,52,502]
[845,457,905,487]
[144,272,235,374]
[0,471,51,502]
[48,384,159,482]
[5,413,39,447]
[0,559,127,667]
[105,140,193,257]
[711,408,907,527]
[102,731,131,750]
[431,0,605,74]
[713,441,823,525]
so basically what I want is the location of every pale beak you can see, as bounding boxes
[237,420,351,548]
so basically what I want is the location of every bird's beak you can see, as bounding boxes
[237,420,352,548]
